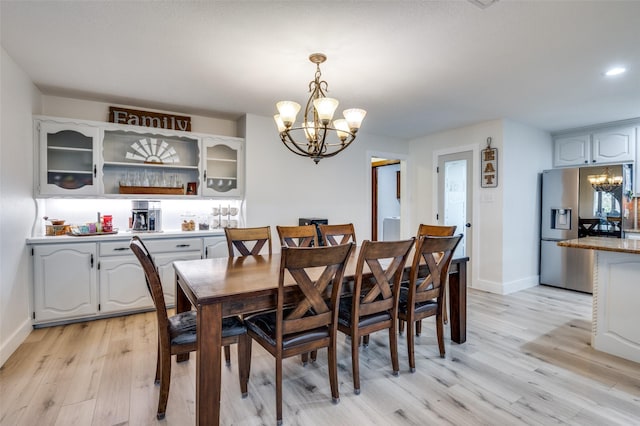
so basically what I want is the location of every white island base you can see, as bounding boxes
[558,237,640,364]
[592,250,640,363]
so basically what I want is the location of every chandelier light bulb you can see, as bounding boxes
[333,119,350,142]
[303,121,316,141]
[343,108,367,132]
[313,97,339,125]
[276,101,301,127]
[273,114,287,133]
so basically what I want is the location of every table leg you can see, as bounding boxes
[176,274,191,362]
[448,262,467,344]
[196,302,222,426]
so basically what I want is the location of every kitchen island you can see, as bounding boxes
[558,237,640,363]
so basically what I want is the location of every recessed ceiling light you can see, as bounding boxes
[605,67,627,77]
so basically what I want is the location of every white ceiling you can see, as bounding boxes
[2,1,639,140]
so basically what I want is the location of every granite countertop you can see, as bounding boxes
[558,237,640,254]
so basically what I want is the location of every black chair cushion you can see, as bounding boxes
[168,311,245,346]
[244,309,329,349]
[397,287,437,315]
[337,296,392,328]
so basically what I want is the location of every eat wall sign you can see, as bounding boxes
[109,106,191,131]
[481,137,498,188]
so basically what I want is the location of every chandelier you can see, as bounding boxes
[274,53,366,164]
[588,166,623,193]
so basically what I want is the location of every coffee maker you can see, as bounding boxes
[131,200,162,232]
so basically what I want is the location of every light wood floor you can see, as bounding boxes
[2,285,640,426]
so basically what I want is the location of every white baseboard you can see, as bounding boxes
[473,275,539,295]
[0,318,32,367]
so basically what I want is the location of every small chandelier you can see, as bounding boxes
[588,166,623,193]
[274,53,366,164]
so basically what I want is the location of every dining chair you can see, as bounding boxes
[337,238,415,394]
[244,243,354,425]
[277,224,321,365]
[130,236,251,419]
[225,226,273,256]
[400,224,457,335]
[398,234,462,372]
[319,223,356,246]
[417,224,457,238]
[222,226,272,364]
[276,224,318,248]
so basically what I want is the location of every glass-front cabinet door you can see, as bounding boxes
[202,136,244,197]
[37,121,100,196]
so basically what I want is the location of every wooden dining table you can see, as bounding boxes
[173,249,469,426]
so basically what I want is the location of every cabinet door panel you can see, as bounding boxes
[592,127,635,164]
[33,243,97,322]
[553,135,590,167]
[99,256,152,313]
[204,236,228,258]
[153,251,202,306]
[37,121,100,196]
[202,136,244,197]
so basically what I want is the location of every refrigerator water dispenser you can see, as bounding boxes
[551,208,572,230]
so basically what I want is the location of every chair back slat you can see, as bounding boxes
[417,224,457,237]
[277,225,318,248]
[352,239,415,320]
[279,244,354,337]
[225,226,272,256]
[319,223,356,246]
[408,234,463,302]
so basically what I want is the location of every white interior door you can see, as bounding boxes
[437,151,473,262]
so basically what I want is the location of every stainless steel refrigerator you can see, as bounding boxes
[540,168,595,293]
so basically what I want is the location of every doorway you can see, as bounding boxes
[437,151,473,261]
[371,157,401,241]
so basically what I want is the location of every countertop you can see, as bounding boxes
[557,237,640,254]
[26,228,225,244]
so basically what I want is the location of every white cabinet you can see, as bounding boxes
[145,238,203,306]
[154,251,202,306]
[204,236,228,258]
[34,116,245,199]
[592,127,635,164]
[32,243,98,323]
[98,241,152,314]
[553,134,591,167]
[37,120,100,196]
[553,126,636,168]
[29,234,214,326]
[202,136,244,198]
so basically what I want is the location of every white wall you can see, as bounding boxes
[409,119,551,294]
[41,95,238,137]
[242,114,408,248]
[409,120,503,291]
[0,48,42,366]
[502,120,553,292]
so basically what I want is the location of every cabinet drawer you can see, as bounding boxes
[144,238,202,254]
[100,241,134,256]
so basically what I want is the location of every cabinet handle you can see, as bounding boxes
[114,247,130,251]
[91,254,94,268]
[176,244,190,248]
[592,160,596,163]
[204,170,207,180]
[94,164,97,177]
